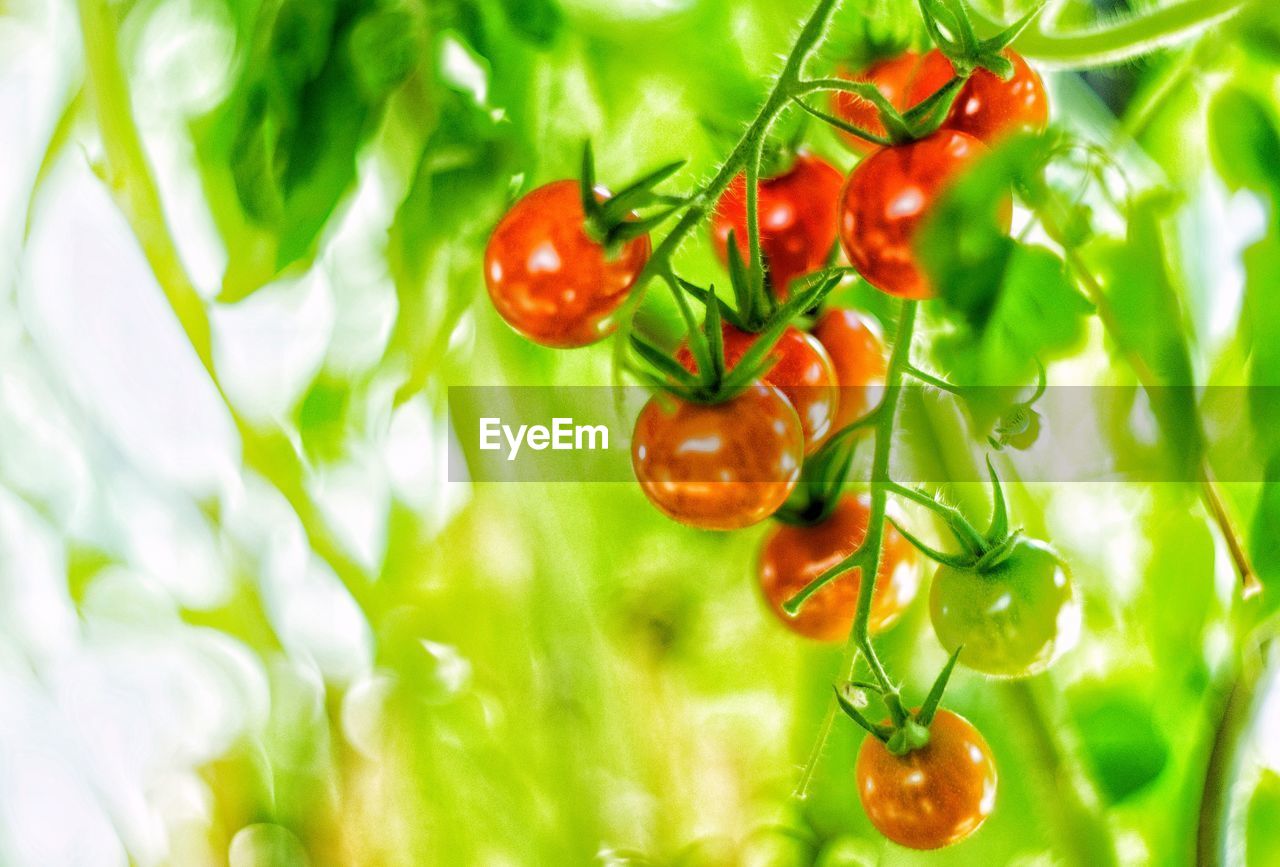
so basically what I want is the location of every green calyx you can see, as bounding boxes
[888,456,1022,572]
[629,269,839,405]
[918,0,1045,80]
[835,646,963,755]
[579,142,686,257]
[793,73,967,148]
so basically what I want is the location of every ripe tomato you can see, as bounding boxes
[838,130,1007,299]
[908,49,1049,144]
[675,323,838,454]
[930,537,1080,677]
[711,153,844,298]
[831,52,927,155]
[811,308,886,432]
[484,180,651,348]
[856,708,997,849]
[758,495,920,641]
[632,384,803,530]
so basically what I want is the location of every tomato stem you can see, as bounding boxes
[970,0,1248,69]
[616,0,841,326]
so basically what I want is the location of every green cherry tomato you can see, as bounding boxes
[929,537,1080,678]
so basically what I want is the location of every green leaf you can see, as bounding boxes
[1247,771,1280,867]
[1070,687,1170,804]
[297,376,350,465]
[1092,194,1204,477]
[349,5,422,100]
[1208,85,1280,195]
[496,0,563,46]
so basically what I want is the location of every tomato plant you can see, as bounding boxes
[41,0,1280,861]
[711,152,844,297]
[631,384,804,530]
[909,49,1049,143]
[831,52,927,154]
[931,536,1080,677]
[811,307,886,431]
[483,180,654,347]
[856,709,997,849]
[675,322,839,454]
[837,130,1009,298]
[758,495,920,641]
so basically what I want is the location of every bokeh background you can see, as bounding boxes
[3,0,1280,864]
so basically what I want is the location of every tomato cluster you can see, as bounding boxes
[482,42,1054,854]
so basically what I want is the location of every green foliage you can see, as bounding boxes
[1247,771,1280,866]
[1070,686,1170,804]
[1090,194,1204,479]
[917,134,1092,427]
[196,0,424,298]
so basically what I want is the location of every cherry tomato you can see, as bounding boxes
[930,537,1080,677]
[838,130,1007,299]
[811,308,886,432]
[908,49,1049,144]
[676,323,838,454]
[711,153,844,298]
[831,52,927,155]
[758,495,921,641]
[856,708,997,850]
[484,180,651,347]
[632,384,803,530]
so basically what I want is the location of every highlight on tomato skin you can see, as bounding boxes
[758,495,921,641]
[483,180,651,348]
[811,308,887,432]
[837,130,1009,299]
[675,322,839,455]
[630,383,805,531]
[710,152,844,299]
[855,709,997,850]
[908,49,1050,144]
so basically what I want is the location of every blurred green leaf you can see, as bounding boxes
[1208,86,1280,195]
[1091,194,1203,477]
[1070,687,1170,803]
[1247,771,1280,867]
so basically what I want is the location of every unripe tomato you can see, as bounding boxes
[908,49,1049,144]
[484,180,651,347]
[838,131,1007,299]
[758,495,921,641]
[930,537,1080,677]
[831,52,926,155]
[711,153,844,298]
[811,308,886,432]
[856,709,996,849]
[632,384,803,530]
[675,323,839,454]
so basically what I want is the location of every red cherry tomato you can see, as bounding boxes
[811,308,886,432]
[632,384,803,530]
[758,495,921,641]
[838,131,1006,299]
[908,49,1049,144]
[711,153,844,298]
[831,52,927,155]
[484,180,651,347]
[856,709,997,849]
[675,323,838,454]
